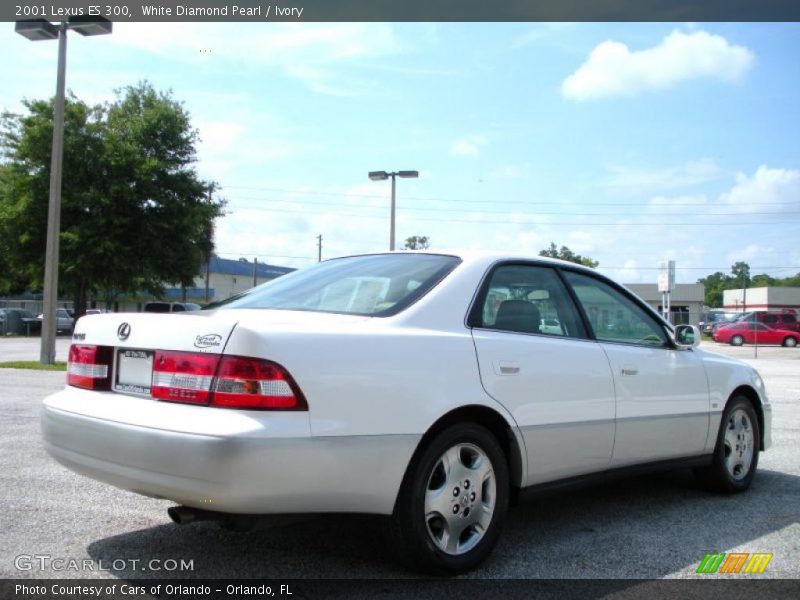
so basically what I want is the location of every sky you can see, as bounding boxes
[2,22,799,284]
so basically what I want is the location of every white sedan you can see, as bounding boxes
[42,252,771,574]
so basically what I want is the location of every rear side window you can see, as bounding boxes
[471,264,587,339]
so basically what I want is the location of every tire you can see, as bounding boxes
[695,396,760,493]
[388,422,509,575]
[730,335,744,346]
[783,337,798,348]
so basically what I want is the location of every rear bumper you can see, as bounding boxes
[41,388,419,515]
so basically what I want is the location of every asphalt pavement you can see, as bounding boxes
[0,337,797,581]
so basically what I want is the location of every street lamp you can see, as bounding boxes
[368,170,419,251]
[15,16,112,364]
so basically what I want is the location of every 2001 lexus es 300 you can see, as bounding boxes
[42,252,771,574]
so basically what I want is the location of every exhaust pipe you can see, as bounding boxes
[167,506,257,531]
[168,506,211,525]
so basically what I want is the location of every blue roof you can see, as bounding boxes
[210,256,295,279]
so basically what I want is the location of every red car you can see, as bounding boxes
[714,322,799,347]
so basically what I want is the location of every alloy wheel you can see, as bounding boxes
[424,443,496,556]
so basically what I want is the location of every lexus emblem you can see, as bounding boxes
[117,322,131,341]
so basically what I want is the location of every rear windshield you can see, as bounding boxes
[213,254,460,316]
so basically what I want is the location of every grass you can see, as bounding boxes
[0,361,66,371]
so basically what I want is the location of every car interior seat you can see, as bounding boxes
[493,299,541,334]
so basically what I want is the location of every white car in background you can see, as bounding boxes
[42,252,771,574]
[36,307,75,333]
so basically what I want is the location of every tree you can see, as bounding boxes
[0,82,225,314]
[697,271,731,308]
[751,273,776,288]
[539,242,598,268]
[731,261,751,288]
[404,235,430,250]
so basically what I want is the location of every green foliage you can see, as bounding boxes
[731,261,751,286]
[403,235,430,250]
[0,361,66,371]
[698,262,800,308]
[0,82,224,313]
[697,271,731,308]
[539,242,599,268]
[750,273,776,288]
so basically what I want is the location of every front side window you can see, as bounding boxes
[215,254,460,316]
[564,271,668,347]
[473,264,586,338]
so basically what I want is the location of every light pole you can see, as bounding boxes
[15,17,112,364]
[368,170,419,251]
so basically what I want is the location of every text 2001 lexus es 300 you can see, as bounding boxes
[42,252,771,574]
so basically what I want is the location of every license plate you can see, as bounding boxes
[114,349,154,395]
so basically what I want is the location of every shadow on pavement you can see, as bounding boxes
[86,467,799,580]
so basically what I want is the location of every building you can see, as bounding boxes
[94,257,295,312]
[723,287,800,312]
[190,256,295,303]
[624,283,706,325]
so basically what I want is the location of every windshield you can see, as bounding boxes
[212,253,461,316]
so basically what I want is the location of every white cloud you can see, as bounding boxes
[110,23,401,96]
[720,166,800,214]
[727,244,775,265]
[604,158,722,193]
[451,135,487,157]
[612,259,640,282]
[488,164,530,179]
[513,23,577,49]
[562,29,754,101]
[648,194,709,216]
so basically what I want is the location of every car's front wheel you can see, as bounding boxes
[730,335,744,346]
[389,422,509,575]
[696,396,760,493]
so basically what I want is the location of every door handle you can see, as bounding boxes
[620,366,638,376]
[494,360,520,375]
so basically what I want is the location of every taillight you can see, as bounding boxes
[68,345,112,390]
[75,345,308,412]
[151,351,219,405]
[211,356,308,411]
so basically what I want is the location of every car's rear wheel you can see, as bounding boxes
[783,336,798,348]
[695,396,760,493]
[730,335,744,346]
[389,422,509,575]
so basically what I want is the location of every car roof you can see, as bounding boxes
[333,250,597,273]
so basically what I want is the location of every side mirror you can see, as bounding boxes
[674,324,701,348]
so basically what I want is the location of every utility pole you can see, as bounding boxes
[253,257,258,287]
[204,259,210,303]
[15,17,113,363]
[317,234,323,262]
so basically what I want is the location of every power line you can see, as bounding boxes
[220,184,800,208]
[213,251,799,272]
[218,204,798,226]
[215,252,316,260]
[225,196,799,218]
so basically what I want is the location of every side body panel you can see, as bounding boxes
[471,331,615,485]
[601,344,711,466]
